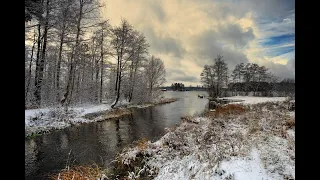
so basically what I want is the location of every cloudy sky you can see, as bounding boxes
[102,0,295,86]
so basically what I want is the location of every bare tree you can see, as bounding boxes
[61,0,101,106]
[25,31,37,102]
[212,55,228,97]
[200,65,215,97]
[110,19,135,108]
[55,0,74,103]
[145,56,166,101]
[25,0,167,109]
[127,31,149,102]
[34,0,51,107]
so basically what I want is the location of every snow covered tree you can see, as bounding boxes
[110,19,136,108]
[145,56,166,101]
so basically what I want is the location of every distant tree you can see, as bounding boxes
[200,65,215,97]
[280,78,295,96]
[253,65,268,96]
[212,55,228,97]
[171,82,185,91]
[231,63,245,94]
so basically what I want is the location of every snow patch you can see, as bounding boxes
[219,149,282,180]
[220,96,286,105]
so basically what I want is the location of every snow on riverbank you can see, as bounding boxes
[25,98,177,137]
[25,102,127,137]
[115,101,295,180]
[219,96,287,105]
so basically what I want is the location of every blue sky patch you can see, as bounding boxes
[261,34,295,46]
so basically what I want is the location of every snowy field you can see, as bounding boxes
[115,98,294,180]
[218,96,287,105]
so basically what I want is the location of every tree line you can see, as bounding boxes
[171,83,185,91]
[200,55,294,98]
[25,0,165,109]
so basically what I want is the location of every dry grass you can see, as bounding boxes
[180,116,193,122]
[104,108,131,119]
[286,119,295,129]
[248,118,261,134]
[49,164,107,180]
[111,101,294,179]
[206,104,246,118]
[136,138,149,151]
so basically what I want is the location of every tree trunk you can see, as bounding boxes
[55,0,71,103]
[99,27,104,103]
[128,60,138,102]
[25,32,37,102]
[112,69,121,108]
[112,34,124,108]
[95,58,99,102]
[128,58,134,102]
[100,60,103,103]
[34,0,50,107]
[61,0,83,106]
[100,56,103,103]
[56,17,67,103]
[33,24,41,107]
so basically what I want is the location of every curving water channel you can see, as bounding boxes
[25,91,208,180]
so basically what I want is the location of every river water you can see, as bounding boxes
[25,91,208,180]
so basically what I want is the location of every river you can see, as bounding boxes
[25,91,208,180]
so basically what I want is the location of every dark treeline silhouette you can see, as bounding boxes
[160,86,207,91]
[171,83,185,91]
[228,80,295,97]
[200,54,295,98]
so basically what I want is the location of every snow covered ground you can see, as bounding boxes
[25,103,115,136]
[115,100,295,180]
[219,96,287,105]
[25,99,175,137]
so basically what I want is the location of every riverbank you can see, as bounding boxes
[111,99,294,179]
[25,98,178,138]
[59,97,294,180]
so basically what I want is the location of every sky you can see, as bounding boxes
[101,0,295,86]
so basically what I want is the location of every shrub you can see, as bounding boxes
[215,104,246,117]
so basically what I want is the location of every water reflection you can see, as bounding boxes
[25,91,208,180]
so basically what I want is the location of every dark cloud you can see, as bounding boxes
[142,27,185,58]
[166,68,199,83]
[147,1,166,22]
[191,29,249,70]
[217,24,255,48]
